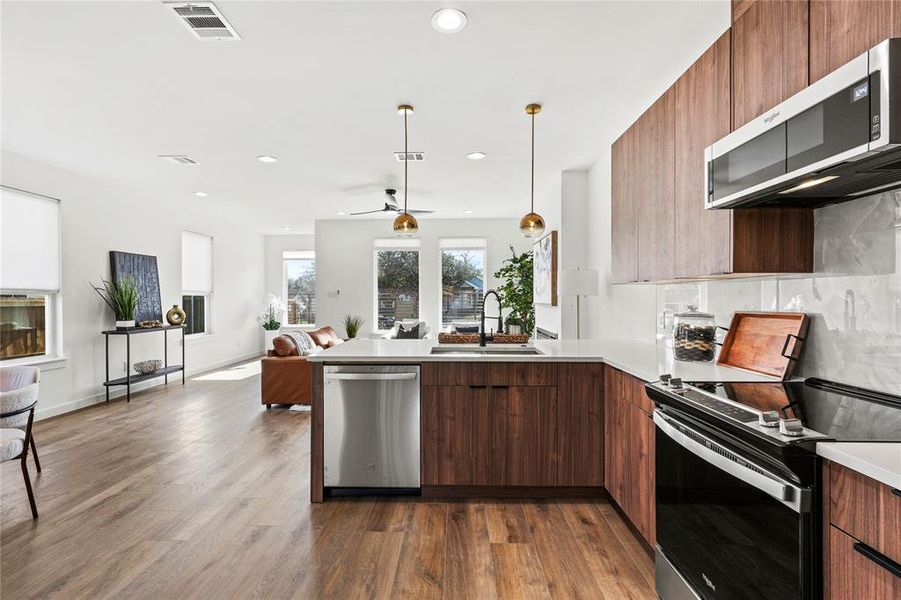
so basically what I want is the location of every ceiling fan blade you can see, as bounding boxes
[407,209,434,215]
[348,209,387,216]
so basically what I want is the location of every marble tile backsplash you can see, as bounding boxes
[656,191,901,394]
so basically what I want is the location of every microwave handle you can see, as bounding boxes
[653,411,809,513]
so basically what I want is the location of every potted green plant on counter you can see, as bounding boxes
[91,277,139,330]
[493,246,534,335]
[343,314,364,339]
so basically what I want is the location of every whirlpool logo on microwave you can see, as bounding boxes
[702,572,717,592]
[763,110,780,123]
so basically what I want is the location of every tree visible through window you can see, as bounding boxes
[441,249,486,328]
[286,256,316,326]
[376,249,419,330]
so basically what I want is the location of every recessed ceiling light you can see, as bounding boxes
[193,191,208,197]
[257,155,278,163]
[337,211,347,215]
[283,226,292,231]
[431,8,467,33]
[466,152,487,160]
[463,210,474,214]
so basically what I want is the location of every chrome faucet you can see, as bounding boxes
[480,290,504,347]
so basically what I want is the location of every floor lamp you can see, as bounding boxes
[558,269,599,339]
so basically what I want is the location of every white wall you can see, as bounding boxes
[314,218,532,338]
[2,151,266,418]
[264,233,315,306]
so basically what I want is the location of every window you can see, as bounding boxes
[284,251,315,326]
[374,239,420,330]
[181,231,213,335]
[440,239,487,329]
[0,186,61,363]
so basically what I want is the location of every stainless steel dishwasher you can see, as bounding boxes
[323,364,420,489]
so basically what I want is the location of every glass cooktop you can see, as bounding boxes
[685,378,901,442]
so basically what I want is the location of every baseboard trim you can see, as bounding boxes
[421,485,605,499]
[35,351,264,421]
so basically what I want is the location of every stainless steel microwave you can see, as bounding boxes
[705,38,901,209]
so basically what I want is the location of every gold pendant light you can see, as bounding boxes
[393,104,419,236]
[519,102,546,238]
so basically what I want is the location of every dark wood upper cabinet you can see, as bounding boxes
[611,126,639,284]
[636,88,676,282]
[731,0,809,128]
[810,0,901,82]
[674,31,733,278]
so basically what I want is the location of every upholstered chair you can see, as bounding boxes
[1,366,42,518]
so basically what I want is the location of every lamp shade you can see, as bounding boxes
[557,269,598,296]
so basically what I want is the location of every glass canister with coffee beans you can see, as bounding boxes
[673,306,717,362]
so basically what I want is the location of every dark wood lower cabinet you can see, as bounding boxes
[421,362,604,490]
[604,365,655,547]
[827,525,900,600]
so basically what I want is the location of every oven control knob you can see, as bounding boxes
[669,378,684,392]
[779,418,804,437]
[660,374,672,386]
[758,411,780,428]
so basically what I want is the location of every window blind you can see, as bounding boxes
[0,186,61,292]
[181,231,213,293]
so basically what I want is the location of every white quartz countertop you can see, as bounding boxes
[817,442,901,489]
[307,338,777,383]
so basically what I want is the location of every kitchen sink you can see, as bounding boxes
[430,344,543,356]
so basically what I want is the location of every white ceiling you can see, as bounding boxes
[1,1,729,235]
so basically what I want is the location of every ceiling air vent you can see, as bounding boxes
[159,154,199,165]
[164,2,241,40]
[394,152,425,162]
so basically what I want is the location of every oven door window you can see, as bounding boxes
[656,423,804,600]
[786,77,872,173]
[711,125,787,203]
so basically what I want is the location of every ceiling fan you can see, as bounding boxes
[349,189,434,216]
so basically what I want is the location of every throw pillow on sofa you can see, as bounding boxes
[272,334,298,357]
[396,324,420,339]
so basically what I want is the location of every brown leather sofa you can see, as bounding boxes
[261,326,342,408]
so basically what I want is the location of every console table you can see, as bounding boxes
[102,325,185,402]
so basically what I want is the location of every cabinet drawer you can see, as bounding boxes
[829,462,901,563]
[827,525,900,600]
[487,362,557,386]
[628,373,653,414]
[421,362,489,386]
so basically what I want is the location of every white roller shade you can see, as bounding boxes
[181,231,213,293]
[0,187,61,292]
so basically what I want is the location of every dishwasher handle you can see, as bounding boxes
[325,372,418,382]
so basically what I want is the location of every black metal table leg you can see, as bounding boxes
[105,333,110,403]
[164,329,169,384]
[126,333,131,402]
[181,327,185,385]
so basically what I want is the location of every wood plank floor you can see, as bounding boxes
[1,359,655,599]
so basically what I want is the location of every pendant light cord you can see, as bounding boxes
[530,111,535,213]
[404,108,409,215]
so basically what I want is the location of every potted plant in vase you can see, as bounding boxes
[494,246,535,336]
[257,293,286,349]
[91,277,139,330]
[343,314,364,339]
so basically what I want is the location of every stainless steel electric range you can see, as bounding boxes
[646,376,901,600]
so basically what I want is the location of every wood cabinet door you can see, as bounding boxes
[827,526,901,600]
[630,404,655,546]
[611,126,639,283]
[732,0,808,128]
[604,367,626,505]
[489,386,558,486]
[811,0,901,83]
[636,88,676,282]
[557,363,604,486]
[421,385,491,485]
[674,31,733,279]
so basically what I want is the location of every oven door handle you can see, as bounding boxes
[653,411,810,513]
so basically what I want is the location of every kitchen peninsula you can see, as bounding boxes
[306,338,776,509]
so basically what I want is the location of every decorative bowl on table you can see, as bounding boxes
[134,359,163,375]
